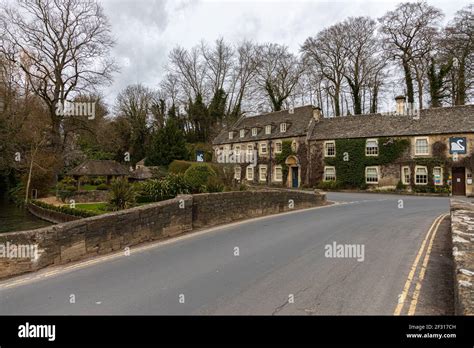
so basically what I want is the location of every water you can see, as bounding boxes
[0,197,52,233]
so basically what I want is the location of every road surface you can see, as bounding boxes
[0,192,451,315]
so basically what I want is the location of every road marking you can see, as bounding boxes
[407,214,448,315]
[393,213,447,315]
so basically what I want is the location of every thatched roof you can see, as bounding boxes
[68,160,130,176]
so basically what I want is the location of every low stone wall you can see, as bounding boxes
[450,199,474,315]
[0,190,325,280]
[192,189,326,229]
[27,203,81,224]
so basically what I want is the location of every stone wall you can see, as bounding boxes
[68,190,109,203]
[450,199,474,315]
[27,203,81,224]
[0,190,325,279]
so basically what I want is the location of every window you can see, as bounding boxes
[291,140,297,152]
[324,166,336,182]
[259,142,267,155]
[252,128,257,136]
[265,125,272,135]
[234,166,241,180]
[229,131,233,140]
[234,145,241,161]
[365,166,379,184]
[247,144,254,154]
[275,141,282,154]
[259,165,267,181]
[366,139,378,156]
[246,166,254,180]
[401,166,410,185]
[246,144,254,162]
[274,165,283,182]
[280,123,287,133]
[240,129,245,138]
[415,137,429,155]
[324,141,336,157]
[415,166,428,185]
[433,167,443,185]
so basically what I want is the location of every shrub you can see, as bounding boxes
[78,176,90,185]
[136,173,191,203]
[169,160,193,174]
[92,177,106,185]
[205,176,224,192]
[184,163,217,193]
[107,178,136,211]
[31,200,98,218]
[396,180,405,191]
[96,183,109,190]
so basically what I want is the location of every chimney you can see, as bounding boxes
[395,95,406,115]
[313,106,322,121]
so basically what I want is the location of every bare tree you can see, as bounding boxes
[0,0,117,154]
[255,43,304,111]
[379,2,443,107]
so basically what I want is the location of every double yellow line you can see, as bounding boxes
[393,213,449,316]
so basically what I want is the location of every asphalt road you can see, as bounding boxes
[0,192,451,315]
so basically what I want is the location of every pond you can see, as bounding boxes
[0,196,52,233]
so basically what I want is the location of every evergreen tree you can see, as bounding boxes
[145,118,189,166]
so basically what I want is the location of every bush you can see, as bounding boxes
[316,181,341,190]
[78,176,90,185]
[31,200,98,218]
[205,176,224,193]
[169,160,193,174]
[136,173,191,203]
[92,177,106,185]
[107,178,136,211]
[96,183,109,190]
[184,163,217,193]
[396,180,405,191]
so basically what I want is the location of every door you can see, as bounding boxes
[292,167,299,188]
[452,167,466,196]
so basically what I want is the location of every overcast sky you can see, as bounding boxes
[100,0,471,107]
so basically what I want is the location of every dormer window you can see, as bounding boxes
[252,128,257,136]
[228,131,233,140]
[265,125,271,135]
[240,129,245,138]
[280,123,287,133]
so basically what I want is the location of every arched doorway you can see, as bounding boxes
[285,155,300,188]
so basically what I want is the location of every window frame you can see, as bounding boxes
[228,131,233,140]
[234,166,241,180]
[401,166,410,185]
[415,165,428,185]
[259,164,267,182]
[414,137,429,156]
[259,142,268,155]
[365,138,379,156]
[323,166,336,182]
[365,166,379,184]
[274,165,283,182]
[246,166,254,180]
[324,140,336,157]
[265,125,272,135]
[275,141,282,154]
[280,123,287,133]
[433,166,443,186]
[240,129,245,138]
[251,128,257,136]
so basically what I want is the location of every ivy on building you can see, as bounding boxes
[275,140,296,184]
[324,138,410,189]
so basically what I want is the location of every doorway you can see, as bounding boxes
[452,167,466,196]
[291,167,299,188]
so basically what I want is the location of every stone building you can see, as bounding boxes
[212,100,474,196]
[212,105,320,188]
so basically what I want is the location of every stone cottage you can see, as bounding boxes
[212,99,474,196]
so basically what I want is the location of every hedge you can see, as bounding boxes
[31,200,99,218]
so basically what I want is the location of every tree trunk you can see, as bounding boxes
[402,59,415,104]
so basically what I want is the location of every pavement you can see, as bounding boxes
[0,192,453,315]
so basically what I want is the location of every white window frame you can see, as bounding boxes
[323,166,336,182]
[275,141,282,154]
[246,166,254,180]
[265,125,272,135]
[414,137,429,156]
[291,140,297,152]
[259,165,267,182]
[228,131,233,140]
[366,138,379,156]
[251,128,257,136]
[365,166,379,184]
[324,140,336,157]
[415,165,428,185]
[280,123,287,133]
[234,166,241,180]
[433,166,443,186]
[234,145,241,162]
[274,165,283,182]
[401,166,410,185]
[240,129,245,138]
[259,142,268,155]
